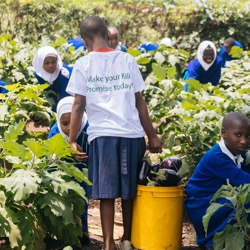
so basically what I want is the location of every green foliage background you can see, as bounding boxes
[0,0,250,50]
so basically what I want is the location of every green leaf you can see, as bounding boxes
[0,169,41,201]
[184,78,202,91]
[39,193,74,225]
[4,122,25,142]
[224,229,245,250]
[0,104,8,121]
[5,155,22,164]
[154,52,165,65]
[3,141,32,161]
[45,134,73,159]
[127,48,141,57]
[213,230,225,250]
[167,66,176,79]
[230,46,243,58]
[136,57,151,65]
[60,181,87,202]
[59,164,92,185]
[203,203,225,234]
[0,191,21,248]
[181,101,200,111]
[23,139,47,158]
[152,63,167,81]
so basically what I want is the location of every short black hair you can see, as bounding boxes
[80,16,108,40]
[224,37,235,47]
[222,112,249,130]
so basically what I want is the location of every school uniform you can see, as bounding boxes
[117,42,127,52]
[219,40,243,67]
[185,140,250,248]
[32,46,72,111]
[34,65,72,109]
[66,49,146,200]
[0,80,7,94]
[184,57,222,85]
[183,41,222,91]
[138,42,159,53]
[67,38,86,51]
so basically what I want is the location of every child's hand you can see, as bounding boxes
[70,142,88,161]
[148,134,162,153]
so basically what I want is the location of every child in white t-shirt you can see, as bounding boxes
[66,16,162,250]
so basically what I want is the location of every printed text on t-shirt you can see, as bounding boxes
[86,72,133,93]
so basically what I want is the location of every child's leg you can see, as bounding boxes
[100,198,116,250]
[121,199,133,241]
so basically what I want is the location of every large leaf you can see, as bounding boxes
[152,63,167,81]
[4,122,25,142]
[230,46,243,58]
[203,203,225,234]
[136,57,151,65]
[0,104,8,121]
[0,191,21,248]
[38,192,74,225]
[224,229,245,250]
[23,139,47,158]
[45,134,73,159]
[0,169,41,201]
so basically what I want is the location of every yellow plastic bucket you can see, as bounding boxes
[131,185,184,250]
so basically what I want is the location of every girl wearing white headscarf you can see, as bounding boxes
[48,96,89,242]
[32,46,72,110]
[48,96,88,156]
[183,41,223,91]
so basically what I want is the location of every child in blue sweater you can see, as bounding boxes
[183,41,222,91]
[32,46,72,111]
[219,37,243,67]
[185,112,250,249]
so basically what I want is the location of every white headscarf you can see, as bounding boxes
[197,41,217,71]
[32,46,63,84]
[56,96,88,141]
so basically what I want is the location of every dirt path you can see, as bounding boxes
[86,200,199,250]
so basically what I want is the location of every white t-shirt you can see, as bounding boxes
[66,50,145,142]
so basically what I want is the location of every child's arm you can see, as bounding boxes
[135,92,162,153]
[69,94,87,161]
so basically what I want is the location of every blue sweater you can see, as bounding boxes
[185,57,222,86]
[67,38,86,51]
[34,65,72,110]
[219,40,243,67]
[185,144,250,247]
[138,42,159,53]
[0,80,7,94]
